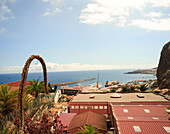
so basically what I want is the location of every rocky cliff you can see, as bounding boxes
[157,41,170,89]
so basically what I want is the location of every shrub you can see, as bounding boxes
[121,86,130,93]
[14,112,66,134]
[137,84,148,92]
[110,88,116,93]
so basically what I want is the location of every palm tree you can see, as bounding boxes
[0,84,18,125]
[18,55,49,134]
[76,125,100,134]
[26,79,45,98]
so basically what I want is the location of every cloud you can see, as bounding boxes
[130,18,170,31]
[0,62,156,74]
[0,4,11,21]
[145,12,163,18]
[42,8,62,16]
[0,28,6,33]
[79,0,170,31]
[67,7,73,11]
[42,0,63,16]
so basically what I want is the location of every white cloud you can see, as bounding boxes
[67,7,73,11]
[0,28,6,33]
[0,4,11,21]
[146,12,163,18]
[42,0,63,5]
[42,0,63,16]
[42,8,62,16]
[80,0,170,31]
[0,62,156,74]
[130,18,170,31]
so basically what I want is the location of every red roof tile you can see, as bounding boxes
[112,105,169,117]
[118,121,170,134]
[0,80,30,91]
[6,80,30,87]
[59,113,77,127]
[112,105,170,134]
[68,111,107,132]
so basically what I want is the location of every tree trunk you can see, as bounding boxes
[18,55,49,134]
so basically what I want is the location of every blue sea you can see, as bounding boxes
[0,69,156,88]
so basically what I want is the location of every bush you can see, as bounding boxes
[110,88,116,93]
[121,86,130,93]
[137,84,148,92]
[130,86,135,91]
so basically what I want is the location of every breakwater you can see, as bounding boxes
[51,78,96,86]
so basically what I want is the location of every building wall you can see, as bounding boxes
[70,102,108,114]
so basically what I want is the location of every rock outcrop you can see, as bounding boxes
[157,41,170,89]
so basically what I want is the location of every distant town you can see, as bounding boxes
[125,67,157,75]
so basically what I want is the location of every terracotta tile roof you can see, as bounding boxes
[68,111,107,131]
[59,113,77,128]
[6,80,30,87]
[0,80,30,91]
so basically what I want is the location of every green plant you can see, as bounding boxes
[137,84,148,92]
[110,88,116,93]
[18,55,49,133]
[129,86,135,92]
[26,79,45,98]
[76,125,100,134]
[0,84,18,122]
[14,112,66,134]
[121,86,130,93]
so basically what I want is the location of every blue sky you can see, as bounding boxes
[0,0,170,73]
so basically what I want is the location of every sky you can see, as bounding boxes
[0,0,170,74]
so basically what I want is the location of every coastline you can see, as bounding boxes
[124,68,157,75]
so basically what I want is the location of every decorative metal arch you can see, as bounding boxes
[18,55,49,133]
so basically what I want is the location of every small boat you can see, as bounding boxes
[105,81,119,87]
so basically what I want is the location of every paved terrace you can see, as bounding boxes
[71,93,169,103]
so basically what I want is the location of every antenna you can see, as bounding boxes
[97,73,99,88]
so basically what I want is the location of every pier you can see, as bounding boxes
[51,78,96,86]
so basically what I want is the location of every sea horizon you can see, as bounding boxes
[0,69,157,88]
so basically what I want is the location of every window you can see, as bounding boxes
[71,106,74,109]
[99,106,103,109]
[123,109,128,113]
[90,106,93,109]
[144,109,150,113]
[163,127,170,133]
[84,106,88,109]
[75,106,79,109]
[94,106,98,109]
[128,117,133,119]
[152,117,159,120]
[104,106,107,109]
[133,126,141,132]
[80,106,84,109]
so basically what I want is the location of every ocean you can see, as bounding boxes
[0,69,156,88]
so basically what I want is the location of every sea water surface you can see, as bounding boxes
[0,69,156,87]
